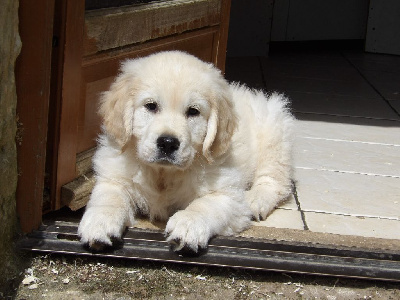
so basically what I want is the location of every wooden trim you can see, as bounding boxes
[215,0,231,73]
[16,0,55,232]
[84,0,221,56]
[51,1,85,209]
[83,27,219,79]
[45,0,64,213]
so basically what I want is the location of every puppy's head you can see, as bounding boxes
[99,51,237,169]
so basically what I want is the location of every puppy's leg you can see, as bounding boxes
[246,176,292,221]
[165,191,251,252]
[246,127,293,221]
[245,124,293,220]
[78,181,135,250]
[246,93,294,221]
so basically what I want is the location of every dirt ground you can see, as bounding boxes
[5,252,399,300]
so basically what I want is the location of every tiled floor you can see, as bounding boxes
[225,43,400,240]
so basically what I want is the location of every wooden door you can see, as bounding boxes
[16,0,232,232]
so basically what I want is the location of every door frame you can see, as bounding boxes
[16,0,85,232]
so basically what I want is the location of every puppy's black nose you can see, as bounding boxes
[157,135,180,155]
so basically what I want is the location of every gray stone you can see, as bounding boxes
[0,0,22,295]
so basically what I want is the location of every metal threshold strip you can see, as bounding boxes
[17,221,400,282]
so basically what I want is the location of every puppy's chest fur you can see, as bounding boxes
[135,167,201,220]
[153,169,179,193]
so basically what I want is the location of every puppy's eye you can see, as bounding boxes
[186,107,200,117]
[145,102,158,112]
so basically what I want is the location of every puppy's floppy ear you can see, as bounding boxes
[202,87,238,163]
[98,73,135,149]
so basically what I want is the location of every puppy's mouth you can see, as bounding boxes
[150,155,186,169]
[155,154,178,165]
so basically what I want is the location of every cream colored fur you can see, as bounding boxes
[78,51,295,252]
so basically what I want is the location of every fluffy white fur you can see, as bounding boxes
[78,51,295,252]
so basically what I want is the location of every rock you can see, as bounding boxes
[22,276,38,285]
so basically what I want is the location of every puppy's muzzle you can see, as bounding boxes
[157,135,180,158]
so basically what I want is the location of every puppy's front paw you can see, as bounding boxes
[78,208,126,251]
[165,210,211,253]
[245,188,276,221]
[86,236,124,252]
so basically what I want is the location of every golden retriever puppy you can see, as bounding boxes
[78,51,294,252]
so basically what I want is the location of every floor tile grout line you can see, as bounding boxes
[301,209,400,221]
[298,136,400,147]
[294,110,400,122]
[289,90,393,101]
[295,166,400,178]
[286,89,385,99]
[340,51,400,118]
[271,90,384,100]
[276,207,299,211]
[264,73,380,84]
[291,181,309,231]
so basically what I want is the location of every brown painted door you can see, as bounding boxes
[16,0,232,232]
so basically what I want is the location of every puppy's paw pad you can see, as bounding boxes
[165,211,211,253]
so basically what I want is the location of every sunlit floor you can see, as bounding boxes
[225,42,400,240]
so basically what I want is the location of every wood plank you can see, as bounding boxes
[16,0,55,232]
[214,0,231,72]
[61,172,95,210]
[76,148,96,176]
[83,0,221,56]
[46,0,67,213]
